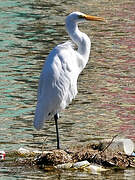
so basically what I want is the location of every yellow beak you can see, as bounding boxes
[84,15,105,22]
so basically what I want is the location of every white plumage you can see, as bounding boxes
[34,12,104,148]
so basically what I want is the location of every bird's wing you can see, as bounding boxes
[34,43,78,130]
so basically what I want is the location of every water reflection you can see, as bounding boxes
[0,0,135,179]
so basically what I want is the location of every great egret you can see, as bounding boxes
[34,12,104,149]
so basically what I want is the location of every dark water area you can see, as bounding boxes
[0,0,135,179]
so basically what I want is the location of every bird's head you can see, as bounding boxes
[66,12,105,24]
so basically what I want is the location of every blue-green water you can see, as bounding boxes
[0,0,135,179]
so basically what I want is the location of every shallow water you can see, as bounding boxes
[0,0,135,179]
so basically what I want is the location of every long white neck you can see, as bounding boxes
[66,20,91,63]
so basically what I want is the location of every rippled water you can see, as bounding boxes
[0,0,135,179]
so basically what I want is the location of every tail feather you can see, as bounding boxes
[34,101,46,130]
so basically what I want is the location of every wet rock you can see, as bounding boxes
[73,160,90,169]
[84,164,109,173]
[55,162,73,169]
[55,161,109,173]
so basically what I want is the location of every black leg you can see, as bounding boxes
[54,113,60,149]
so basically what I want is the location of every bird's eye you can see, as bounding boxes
[78,15,85,19]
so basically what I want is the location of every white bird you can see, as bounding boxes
[34,12,104,149]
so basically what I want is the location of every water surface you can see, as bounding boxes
[0,0,135,179]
